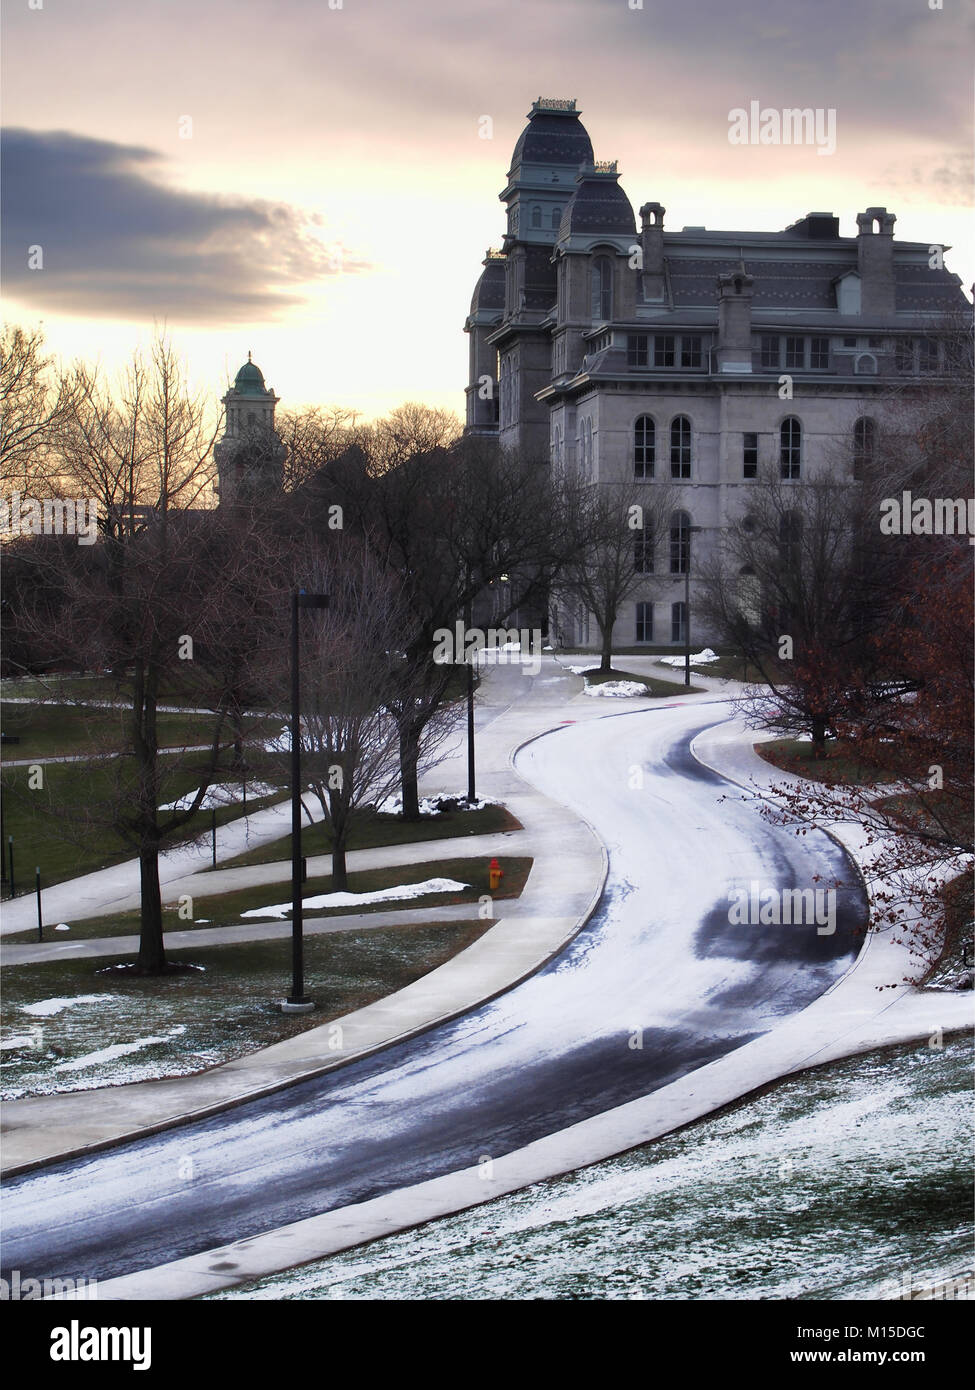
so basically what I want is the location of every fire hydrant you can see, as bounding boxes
[489,858,503,891]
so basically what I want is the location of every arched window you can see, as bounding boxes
[634,531,653,574]
[780,417,801,479]
[531,205,542,229]
[634,415,655,479]
[853,417,876,478]
[779,511,802,567]
[854,353,877,376]
[670,415,691,478]
[670,510,690,574]
[591,256,613,320]
[551,207,562,230]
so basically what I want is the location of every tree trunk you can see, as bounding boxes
[331,832,348,892]
[399,721,421,821]
[599,626,613,673]
[136,836,166,973]
[811,714,828,759]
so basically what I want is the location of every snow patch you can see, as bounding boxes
[53,1025,187,1073]
[583,681,647,698]
[21,994,113,1017]
[159,782,279,812]
[657,648,719,668]
[240,878,471,920]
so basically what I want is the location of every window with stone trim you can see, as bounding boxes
[670,511,691,573]
[670,416,691,478]
[636,602,654,643]
[743,432,758,479]
[634,416,655,479]
[780,417,801,479]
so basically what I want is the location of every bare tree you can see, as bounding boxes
[0,323,78,499]
[552,476,677,671]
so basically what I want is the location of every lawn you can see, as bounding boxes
[1,918,492,1100]
[211,800,522,871]
[0,702,255,760]
[754,737,904,787]
[3,855,533,942]
[0,756,287,895]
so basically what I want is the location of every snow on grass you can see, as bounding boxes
[582,681,647,698]
[566,664,600,675]
[375,792,501,816]
[657,648,719,668]
[208,1037,973,1303]
[240,878,471,919]
[159,782,279,812]
[53,1026,187,1073]
[20,994,113,1017]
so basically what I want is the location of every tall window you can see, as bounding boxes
[779,511,802,567]
[636,602,654,643]
[551,207,562,229]
[634,416,655,479]
[671,602,687,644]
[895,339,915,373]
[627,335,649,367]
[918,337,939,373]
[653,335,676,367]
[680,336,703,368]
[670,511,690,574]
[591,257,613,320]
[670,416,691,478]
[634,533,654,574]
[853,417,875,478]
[785,336,805,369]
[743,432,758,479]
[531,205,541,228]
[760,335,780,369]
[810,337,830,369]
[780,417,801,479]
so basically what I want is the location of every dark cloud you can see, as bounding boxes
[1,128,367,324]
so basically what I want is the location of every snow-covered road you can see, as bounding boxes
[1,702,865,1284]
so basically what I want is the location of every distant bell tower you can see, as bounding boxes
[215,353,287,505]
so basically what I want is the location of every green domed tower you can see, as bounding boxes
[215,353,287,505]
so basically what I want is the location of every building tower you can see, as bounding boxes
[215,354,287,505]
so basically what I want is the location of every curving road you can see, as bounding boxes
[1,701,866,1284]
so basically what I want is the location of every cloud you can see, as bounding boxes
[0,128,368,324]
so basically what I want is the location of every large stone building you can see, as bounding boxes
[464,98,968,648]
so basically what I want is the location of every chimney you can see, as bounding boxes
[639,202,665,302]
[716,265,754,373]
[856,207,896,316]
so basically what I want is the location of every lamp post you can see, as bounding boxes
[282,588,328,1013]
[684,526,704,688]
[465,571,476,804]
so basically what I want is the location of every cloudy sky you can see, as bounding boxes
[2,0,971,421]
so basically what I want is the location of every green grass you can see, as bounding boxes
[755,737,905,788]
[3,855,533,943]
[583,668,705,697]
[1,919,492,1098]
[0,756,287,895]
[212,801,522,871]
[0,703,254,760]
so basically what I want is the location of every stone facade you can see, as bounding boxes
[463,99,969,648]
